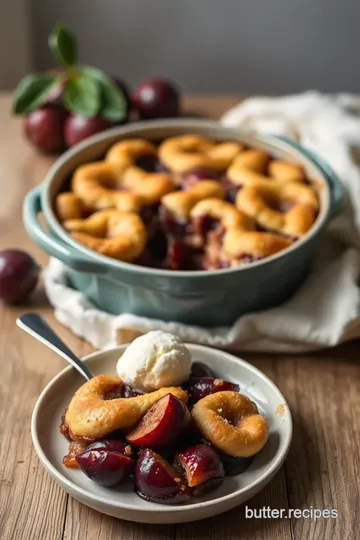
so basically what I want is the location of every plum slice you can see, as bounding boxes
[135,449,191,504]
[126,393,190,447]
[187,377,239,404]
[76,440,134,486]
[174,444,224,496]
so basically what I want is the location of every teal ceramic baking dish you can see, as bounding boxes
[23,120,343,326]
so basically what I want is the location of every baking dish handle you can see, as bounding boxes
[275,136,344,220]
[23,187,107,273]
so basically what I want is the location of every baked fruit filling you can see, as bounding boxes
[55,135,320,270]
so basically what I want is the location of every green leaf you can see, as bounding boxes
[80,66,126,121]
[99,81,127,121]
[12,73,61,115]
[63,73,100,117]
[49,24,77,66]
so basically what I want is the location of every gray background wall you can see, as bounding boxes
[0,0,31,89]
[30,0,360,94]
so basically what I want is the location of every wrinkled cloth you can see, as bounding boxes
[44,92,360,352]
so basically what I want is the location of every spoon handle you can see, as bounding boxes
[17,313,94,380]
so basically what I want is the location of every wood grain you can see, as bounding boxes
[0,92,359,540]
[63,497,174,540]
[274,346,360,540]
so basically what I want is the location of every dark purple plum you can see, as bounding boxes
[24,105,67,153]
[0,249,39,303]
[65,114,113,147]
[76,441,134,486]
[175,444,224,496]
[134,449,191,504]
[187,377,239,404]
[132,79,180,119]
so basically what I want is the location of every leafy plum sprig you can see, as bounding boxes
[13,24,126,121]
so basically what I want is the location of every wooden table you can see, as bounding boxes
[0,93,358,540]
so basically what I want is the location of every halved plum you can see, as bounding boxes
[76,440,134,486]
[187,377,239,404]
[126,393,190,447]
[174,444,224,496]
[135,449,191,504]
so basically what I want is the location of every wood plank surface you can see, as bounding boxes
[0,92,358,540]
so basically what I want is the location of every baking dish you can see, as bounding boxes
[23,120,343,326]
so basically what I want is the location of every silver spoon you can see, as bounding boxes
[16,313,94,380]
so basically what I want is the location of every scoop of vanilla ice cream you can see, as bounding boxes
[116,330,191,392]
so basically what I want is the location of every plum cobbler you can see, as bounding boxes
[55,135,320,270]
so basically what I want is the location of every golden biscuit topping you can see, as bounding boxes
[55,134,319,267]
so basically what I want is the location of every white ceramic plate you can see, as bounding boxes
[31,344,292,524]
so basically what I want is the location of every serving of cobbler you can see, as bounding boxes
[59,331,269,505]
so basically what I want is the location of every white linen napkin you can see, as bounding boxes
[44,92,360,352]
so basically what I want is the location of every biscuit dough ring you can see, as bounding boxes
[190,198,256,231]
[105,138,158,166]
[72,162,144,212]
[63,209,147,261]
[159,135,243,173]
[55,192,85,221]
[72,162,175,210]
[227,149,306,188]
[192,391,269,457]
[161,181,225,221]
[269,160,306,183]
[119,167,176,204]
[190,199,291,264]
[229,149,270,173]
[65,375,188,440]
[106,138,176,203]
[236,184,318,237]
[222,229,292,261]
